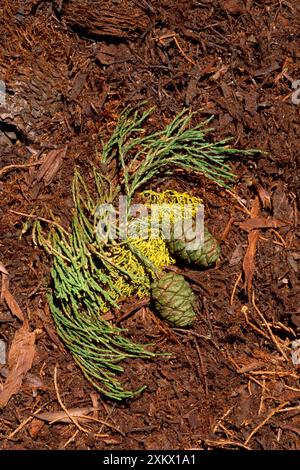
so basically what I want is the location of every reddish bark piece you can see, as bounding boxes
[96,44,118,65]
[62,0,148,39]
[256,184,272,209]
[239,216,287,232]
[35,146,66,186]
[0,270,9,302]
[0,322,36,408]
[242,197,260,298]
[221,0,246,15]
[28,418,45,439]
[243,228,259,298]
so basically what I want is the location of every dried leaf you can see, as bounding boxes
[101,437,122,445]
[3,289,25,322]
[280,425,300,437]
[35,307,65,352]
[36,407,97,424]
[0,322,36,408]
[250,196,260,219]
[1,271,24,322]
[239,216,287,232]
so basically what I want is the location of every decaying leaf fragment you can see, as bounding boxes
[0,322,36,408]
[36,407,97,424]
[0,264,25,322]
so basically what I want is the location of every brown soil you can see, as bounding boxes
[0,0,299,450]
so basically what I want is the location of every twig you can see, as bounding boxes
[230,271,242,305]
[173,35,196,66]
[258,379,266,416]
[269,321,296,337]
[173,328,211,341]
[9,210,69,236]
[226,351,270,390]
[204,439,251,450]
[244,401,289,446]
[116,298,150,325]
[7,404,46,440]
[158,32,196,66]
[99,403,116,435]
[225,189,251,215]
[220,216,235,240]
[247,375,269,391]
[270,228,287,247]
[218,422,235,439]
[252,291,288,361]
[250,371,298,378]
[63,429,79,448]
[53,365,88,434]
[284,385,300,393]
[90,392,98,419]
[241,305,269,340]
[213,406,234,434]
[276,404,300,413]
[78,415,124,435]
[0,161,43,179]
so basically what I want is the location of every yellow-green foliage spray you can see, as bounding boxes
[34,106,259,399]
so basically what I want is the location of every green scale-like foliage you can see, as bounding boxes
[33,106,259,400]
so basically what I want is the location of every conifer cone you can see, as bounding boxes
[166,225,221,268]
[151,272,196,327]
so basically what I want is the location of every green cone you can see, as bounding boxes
[151,272,196,327]
[167,225,221,268]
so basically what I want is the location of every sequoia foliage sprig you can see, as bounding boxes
[34,106,258,399]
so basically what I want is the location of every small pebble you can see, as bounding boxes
[0,339,7,365]
[291,339,300,366]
